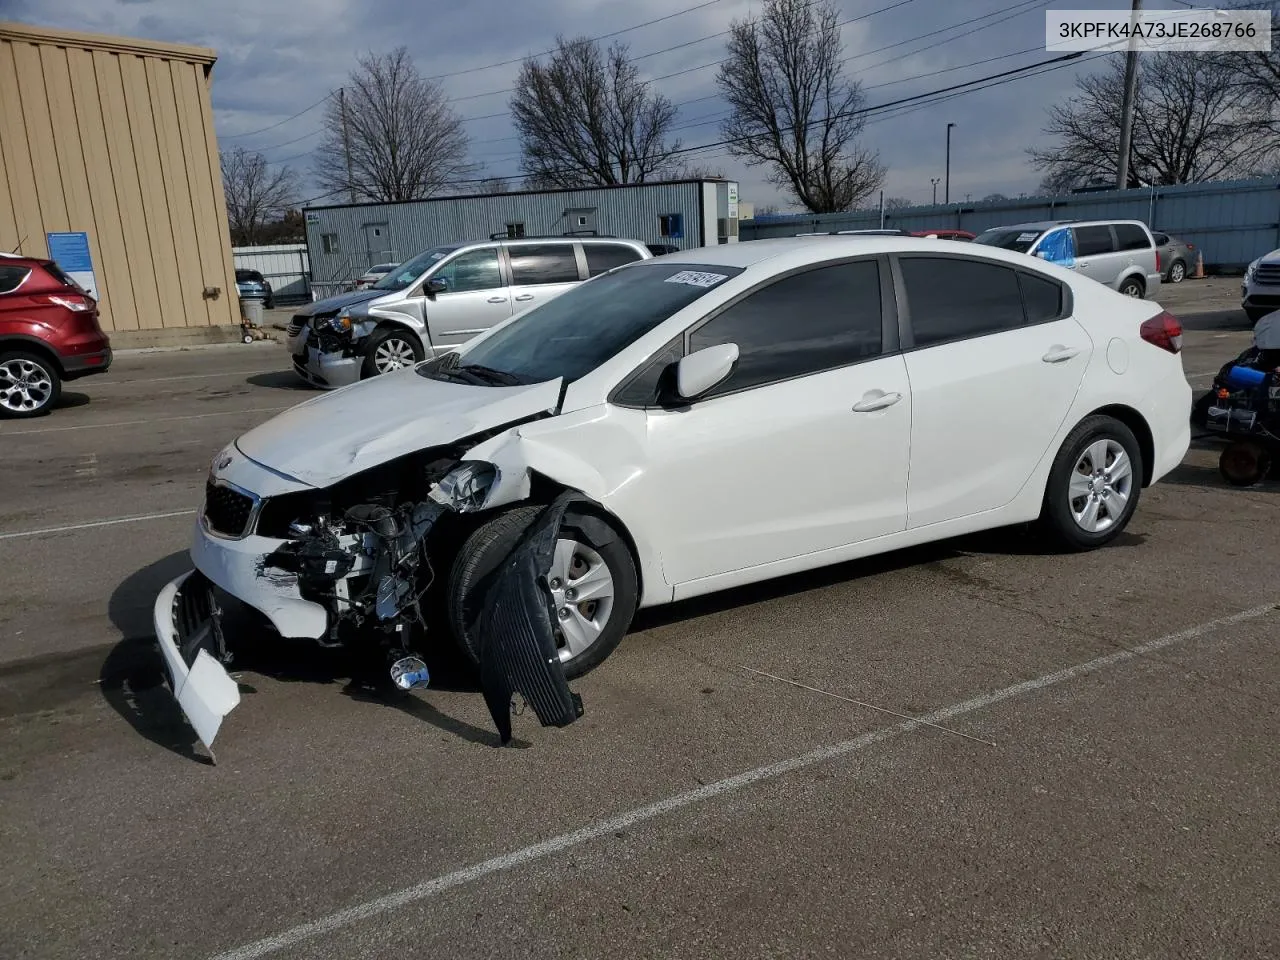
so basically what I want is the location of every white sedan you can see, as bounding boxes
[156,236,1191,747]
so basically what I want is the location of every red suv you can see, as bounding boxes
[0,254,112,418]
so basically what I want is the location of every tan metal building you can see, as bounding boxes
[0,21,239,343]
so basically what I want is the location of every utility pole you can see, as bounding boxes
[930,178,940,205]
[945,123,955,204]
[339,87,355,204]
[1116,0,1143,189]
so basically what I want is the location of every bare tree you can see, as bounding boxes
[511,36,681,188]
[752,203,782,217]
[220,147,299,246]
[716,0,885,213]
[1217,1,1280,160]
[883,196,912,210]
[476,177,511,194]
[1030,53,1266,192]
[315,48,471,202]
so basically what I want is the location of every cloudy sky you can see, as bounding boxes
[8,0,1193,210]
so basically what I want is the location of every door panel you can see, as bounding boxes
[1071,225,1118,286]
[421,246,511,347]
[641,356,912,585]
[903,318,1092,528]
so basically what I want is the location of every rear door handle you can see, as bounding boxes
[514,293,535,302]
[1042,345,1081,363]
[852,390,902,413]
[487,296,507,303]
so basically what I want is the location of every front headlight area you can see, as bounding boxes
[1245,259,1261,283]
[429,461,499,513]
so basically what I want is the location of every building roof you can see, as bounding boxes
[0,21,217,65]
[303,178,730,212]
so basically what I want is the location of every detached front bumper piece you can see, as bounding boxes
[153,570,241,757]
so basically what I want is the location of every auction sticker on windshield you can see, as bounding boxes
[665,270,729,288]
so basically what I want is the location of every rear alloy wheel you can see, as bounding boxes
[0,351,61,419]
[1168,260,1186,284]
[1119,278,1144,298]
[1039,415,1144,551]
[362,328,424,378]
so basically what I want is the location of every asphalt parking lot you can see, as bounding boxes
[3,280,1279,960]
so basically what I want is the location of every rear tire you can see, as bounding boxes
[1039,415,1144,551]
[1168,260,1186,284]
[447,505,638,679]
[0,350,62,419]
[1119,277,1144,298]
[361,327,424,379]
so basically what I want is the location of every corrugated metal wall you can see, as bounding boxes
[0,23,239,333]
[303,181,708,285]
[233,244,310,303]
[742,178,1280,269]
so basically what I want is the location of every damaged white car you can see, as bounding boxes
[155,237,1191,751]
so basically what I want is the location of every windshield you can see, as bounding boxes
[974,228,1045,253]
[372,247,458,290]
[421,261,745,386]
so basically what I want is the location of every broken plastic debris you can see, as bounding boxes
[391,656,431,690]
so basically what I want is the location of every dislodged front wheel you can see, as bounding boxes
[0,351,61,419]
[448,505,638,679]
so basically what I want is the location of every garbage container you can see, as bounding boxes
[241,296,264,328]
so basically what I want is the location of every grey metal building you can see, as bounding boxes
[302,178,740,296]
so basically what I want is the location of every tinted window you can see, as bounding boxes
[585,244,643,277]
[1074,225,1115,256]
[509,244,579,285]
[440,261,744,386]
[433,247,502,293]
[612,338,684,407]
[1152,233,1169,245]
[0,265,30,294]
[687,260,882,397]
[974,229,1044,254]
[43,262,83,291]
[1114,224,1151,251]
[1019,271,1064,324]
[900,257,1024,347]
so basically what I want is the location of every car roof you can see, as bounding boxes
[982,219,1149,233]
[652,235,1054,271]
[0,253,47,267]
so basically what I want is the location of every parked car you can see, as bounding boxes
[0,255,112,418]
[235,269,275,309]
[1242,248,1280,323]
[1151,232,1195,284]
[974,220,1162,299]
[285,236,652,388]
[646,244,680,257]
[910,229,975,241]
[159,235,1191,747]
[354,263,399,290]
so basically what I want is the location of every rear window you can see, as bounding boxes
[0,264,31,294]
[584,243,644,277]
[974,229,1044,254]
[1074,225,1115,256]
[43,262,84,292]
[1114,224,1151,251]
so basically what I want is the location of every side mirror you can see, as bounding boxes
[425,277,449,296]
[660,343,739,404]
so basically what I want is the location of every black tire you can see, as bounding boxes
[1219,442,1270,487]
[0,350,62,419]
[1167,260,1186,284]
[447,505,638,679]
[1118,277,1144,298]
[361,327,424,379]
[1039,415,1144,552]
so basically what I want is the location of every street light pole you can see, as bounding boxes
[945,123,956,204]
[931,178,940,205]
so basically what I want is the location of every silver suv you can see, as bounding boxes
[286,236,652,388]
[974,220,1162,299]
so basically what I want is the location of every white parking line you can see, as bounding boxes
[94,369,277,386]
[0,405,292,436]
[208,601,1278,960]
[0,510,195,541]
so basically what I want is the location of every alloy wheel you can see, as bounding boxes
[546,538,615,663]
[1068,438,1134,533]
[373,338,416,373]
[0,358,54,414]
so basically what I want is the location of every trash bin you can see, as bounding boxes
[241,296,264,327]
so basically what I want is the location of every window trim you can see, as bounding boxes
[608,254,898,409]
[890,251,1074,353]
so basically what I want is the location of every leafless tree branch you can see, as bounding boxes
[220,146,299,245]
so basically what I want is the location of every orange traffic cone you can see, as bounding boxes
[1193,250,1204,279]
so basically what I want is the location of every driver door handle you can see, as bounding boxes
[487,296,507,303]
[514,293,535,302]
[1042,345,1081,363]
[852,390,902,413]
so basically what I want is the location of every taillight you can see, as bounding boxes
[1155,250,1161,272]
[1140,310,1182,354]
[41,293,94,312]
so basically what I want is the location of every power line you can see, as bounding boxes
[423,0,728,80]
[221,93,333,140]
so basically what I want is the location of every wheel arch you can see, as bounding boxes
[1117,269,1146,295]
[1077,403,1155,487]
[371,319,425,351]
[0,336,66,376]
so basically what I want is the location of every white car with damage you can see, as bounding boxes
[155,236,1192,750]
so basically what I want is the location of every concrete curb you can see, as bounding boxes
[113,340,281,357]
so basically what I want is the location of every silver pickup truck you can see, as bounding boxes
[285,236,652,388]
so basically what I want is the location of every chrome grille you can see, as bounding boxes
[1255,263,1280,286]
[204,481,256,538]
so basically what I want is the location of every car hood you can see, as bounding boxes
[1258,248,1280,265]
[293,288,385,317]
[234,369,564,488]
